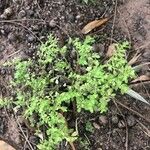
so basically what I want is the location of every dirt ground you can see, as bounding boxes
[0,0,150,150]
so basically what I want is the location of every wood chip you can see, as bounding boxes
[81,18,108,34]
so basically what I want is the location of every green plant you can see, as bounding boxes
[85,121,94,133]
[78,137,91,150]
[4,35,135,149]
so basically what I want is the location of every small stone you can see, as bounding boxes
[118,120,126,128]
[99,115,108,125]
[27,35,35,43]
[111,115,119,124]
[3,7,13,17]
[0,68,6,75]
[127,115,136,127]
[76,15,82,20]
[49,19,57,28]
[0,44,5,52]
[18,10,26,18]
[93,122,100,129]
[27,10,34,17]
[0,14,7,19]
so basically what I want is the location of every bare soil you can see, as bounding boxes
[0,0,150,150]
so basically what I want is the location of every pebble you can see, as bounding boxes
[3,7,13,17]
[18,10,26,18]
[27,10,34,17]
[0,68,6,75]
[127,115,136,127]
[118,120,126,128]
[27,35,35,43]
[93,122,100,129]
[49,19,57,28]
[99,115,108,125]
[111,115,119,124]
[0,44,5,52]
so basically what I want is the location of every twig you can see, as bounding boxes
[0,20,42,43]
[116,101,150,124]
[69,141,76,150]
[110,0,118,43]
[0,18,45,23]
[13,113,34,150]
[136,119,150,137]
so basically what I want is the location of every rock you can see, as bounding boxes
[99,115,108,125]
[127,115,136,127]
[3,7,13,18]
[0,68,6,75]
[0,44,5,52]
[27,35,35,43]
[49,19,57,28]
[76,14,83,20]
[93,122,100,129]
[111,115,119,124]
[118,120,126,128]
[18,10,26,18]
[27,10,34,17]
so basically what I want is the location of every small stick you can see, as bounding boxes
[136,119,150,137]
[116,101,150,124]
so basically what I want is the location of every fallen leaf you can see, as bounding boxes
[126,88,150,105]
[131,75,150,83]
[0,141,15,150]
[106,43,117,58]
[81,18,108,34]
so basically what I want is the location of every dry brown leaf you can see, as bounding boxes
[131,75,150,83]
[106,43,117,58]
[81,18,108,34]
[0,141,15,150]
